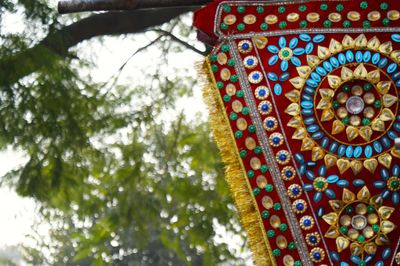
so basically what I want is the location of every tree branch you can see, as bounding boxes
[58,0,212,14]
[0,8,193,88]
[151,29,207,56]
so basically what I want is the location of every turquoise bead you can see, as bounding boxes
[364,145,373,158]
[392,33,400,42]
[373,141,382,152]
[354,146,362,158]
[346,50,354,62]
[301,101,314,109]
[338,53,346,64]
[372,53,380,64]
[345,146,354,158]
[363,51,371,62]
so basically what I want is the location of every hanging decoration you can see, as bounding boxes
[194,1,400,265]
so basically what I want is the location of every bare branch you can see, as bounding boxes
[151,29,207,56]
[58,0,212,14]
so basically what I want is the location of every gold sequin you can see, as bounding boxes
[243,14,256,25]
[217,53,227,65]
[307,13,320,23]
[347,11,361,21]
[220,68,231,81]
[256,175,268,189]
[265,15,278,24]
[368,11,381,22]
[236,118,247,130]
[223,14,237,25]
[329,12,342,23]
[388,10,400,21]
[225,84,236,96]
[287,13,299,22]
[262,195,273,209]
[231,100,243,113]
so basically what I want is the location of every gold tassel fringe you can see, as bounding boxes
[200,59,275,266]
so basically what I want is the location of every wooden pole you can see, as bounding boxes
[58,0,212,14]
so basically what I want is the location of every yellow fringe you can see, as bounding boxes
[200,59,275,266]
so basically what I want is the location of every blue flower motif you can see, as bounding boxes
[294,152,348,203]
[373,164,400,205]
[267,36,303,71]
[265,34,319,96]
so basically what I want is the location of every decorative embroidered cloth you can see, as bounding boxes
[194,1,400,265]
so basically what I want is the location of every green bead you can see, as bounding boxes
[324,20,332,28]
[235,130,243,139]
[299,20,307,28]
[343,84,351,92]
[363,21,371,29]
[220,23,228,30]
[237,23,245,31]
[230,75,238,83]
[315,180,325,189]
[280,223,288,232]
[210,54,217,62]
[247,170,254,178]
[346,206,353,214]
[239,150,247,158]
[273,203,281,211]
[267,229,275,238]
[223,5,231,13]
[216,82,224,89]
[294,261,302,266]
[281,50,290,57]
[253,188,260,196]
[236,90,244,98]
[363,83,372,91]
[260,23,268,31]
[383,18,390,26]
[320,4,328,10]
[229,113,238,120]
[342,117,350,125]
[367,205,375,213]
[332,100,340,109]
[221,44,229,52]
[265,184,273,192]
[336,4,344,12]
[380,2,389,10]
[358,262,366,266]
[272,249,281,257]
[340,226,349,234]
[223,95,231,102]
[227,59,235,67]
[211,65,218,72]
[248,125,256,133]
[374,100,382,108]
[237,6,245,13]
[262,210,270,219]
[360,1,368,9]
[362,118,371,126]
[372,224,380,232]
[279,21,287,29]
[390,180,399,189]
[278,6,286,13]
[298,5,307,12]
[256,6,265,13]
[288,242,296,250]
[343,20,351,28]
[242,107,249,115]
[260,164,268,173]
[254,146,263,155]
[357,235,365,243]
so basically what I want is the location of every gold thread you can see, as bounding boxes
[201,58,275,266]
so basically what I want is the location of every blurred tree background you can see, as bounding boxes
[0,0,248,265]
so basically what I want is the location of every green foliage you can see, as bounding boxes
[1,0,249,265]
